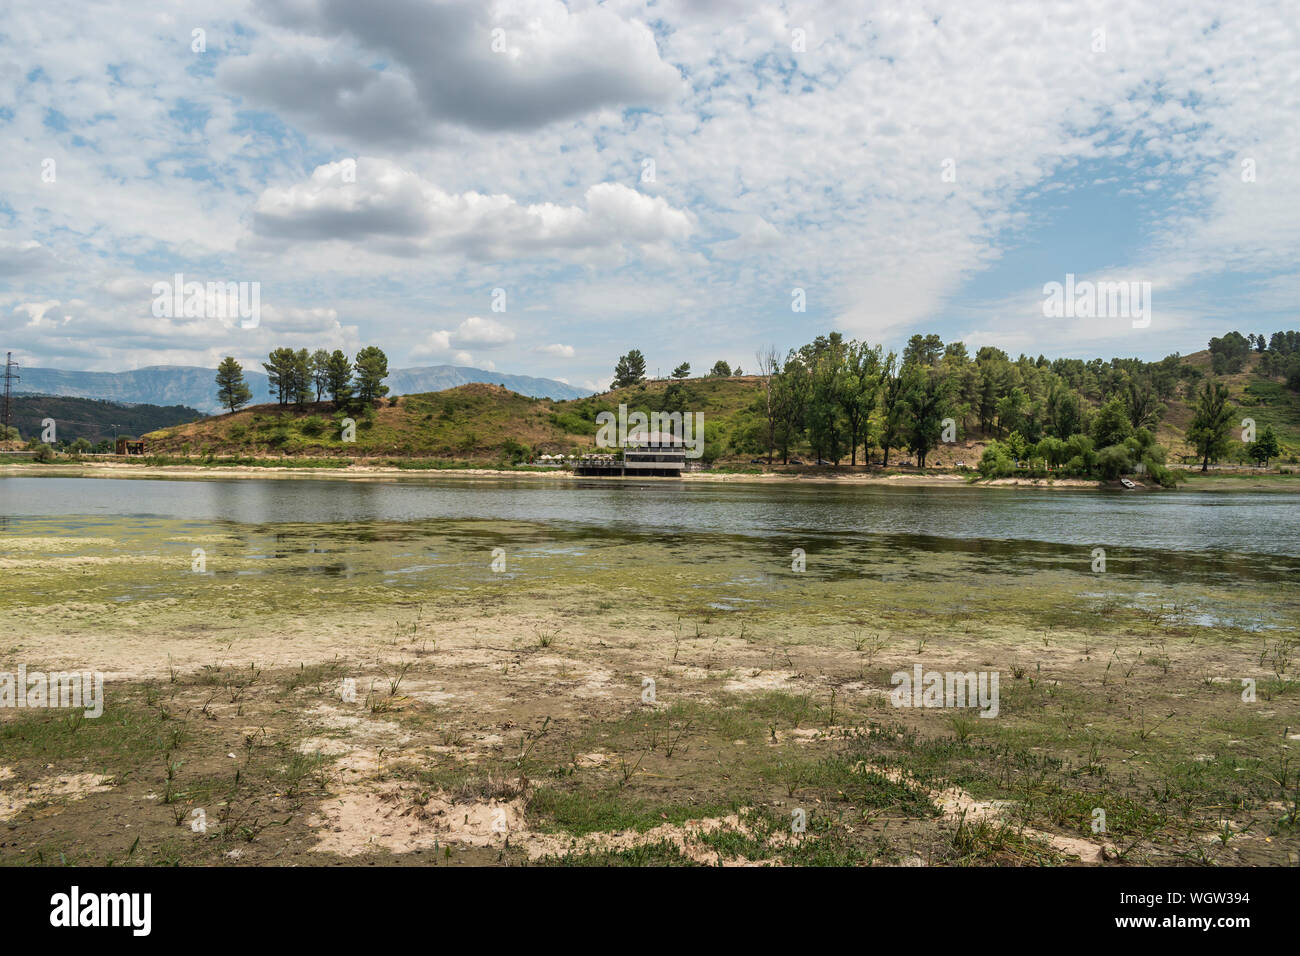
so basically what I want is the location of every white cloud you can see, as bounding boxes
[1,0,1297,383]
[451,316,514,348]
[535,343,575,358]
[251,159,694,261]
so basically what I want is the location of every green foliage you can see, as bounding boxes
[612,349,647,389]
[353,346,390,404]
[1187,380,1236,471]
[1250,426,1281,466]
[1096,443,1132,480]
[978,441,1015,478]
[215,356,253,413]
[1089,396,1132,448]
[502,438,531,465]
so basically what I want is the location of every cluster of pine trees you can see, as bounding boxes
[215,347,390,413]
[612,349,741,388]
[1209,330,1300,384]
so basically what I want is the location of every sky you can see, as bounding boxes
[0,0,1297,393]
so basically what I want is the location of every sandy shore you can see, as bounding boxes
[9,459,1296,490]
[1,459,1113,488]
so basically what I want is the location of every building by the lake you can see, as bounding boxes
[572,429,686,477]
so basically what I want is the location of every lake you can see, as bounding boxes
[2,475,1299,558]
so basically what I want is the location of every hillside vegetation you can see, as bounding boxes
[5,395,201,447]
[136,332,1300,472]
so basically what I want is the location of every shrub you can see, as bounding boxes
[978,441,1015,478]
[502,438,531,465]
[1096,444,1132,480]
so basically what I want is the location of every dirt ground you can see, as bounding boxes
[1,505,1298,867]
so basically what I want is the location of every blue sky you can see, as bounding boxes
[1,0,1297,391]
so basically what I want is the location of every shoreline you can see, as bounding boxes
[0,459,1096,487]
[5,458,1293,491]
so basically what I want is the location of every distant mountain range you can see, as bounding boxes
[14,364,592,413]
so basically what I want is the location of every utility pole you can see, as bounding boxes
[2,352,18,438]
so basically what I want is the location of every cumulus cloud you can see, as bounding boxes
[412,316,514,362]
[221,0,681,144]
[251,159,693,259]
[451,316,514,348]
[3,0,1298,382]
[535,343,574,357]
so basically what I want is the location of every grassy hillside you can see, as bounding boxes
[140,378,761,462]
[138,356,1300,467]
[1158,350,1300,461]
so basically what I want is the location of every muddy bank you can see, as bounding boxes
[1,511,1296,866]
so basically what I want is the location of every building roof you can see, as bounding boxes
[625,429,684,446]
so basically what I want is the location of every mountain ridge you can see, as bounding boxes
[13,362,591,412]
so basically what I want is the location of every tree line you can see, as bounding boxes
[612,349,742,388]
[614,328,1295,478]
[215,347,391,413]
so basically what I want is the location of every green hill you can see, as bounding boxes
[140,378,760,462]
[134,335,1300,469]
[6,395,202,446]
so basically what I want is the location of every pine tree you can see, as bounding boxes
[612,350,647,389]
[310,349,331,402]
[215,356,252,413]
[325,350,353,405]
[354,346,390,403]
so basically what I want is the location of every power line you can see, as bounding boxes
[2,352,19,436]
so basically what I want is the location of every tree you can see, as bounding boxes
[1045,382,1081,439]
[837,340,882,466]
[1089,396,1132,448]
[1250,425,1281,467]
[1124,376,1165,430]
[902,365,951,468]
[671,362,690,380]
[353,346,390,404]
[806,345,845,463]
[215,356,253,413]
[263,348,300,405]
[1187,380,1235,472]
[709,360,732,377]
[772,351,811,463]
[612,350,647,389]
[878,353,907,467]
[325,350,353,405]
[902,333,944,367]
[755,346,781,463]
[291,348,312,405]
[1096,443,1132,480]
[310,349,331,402]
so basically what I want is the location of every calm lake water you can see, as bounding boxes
[2,475,1299,558]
